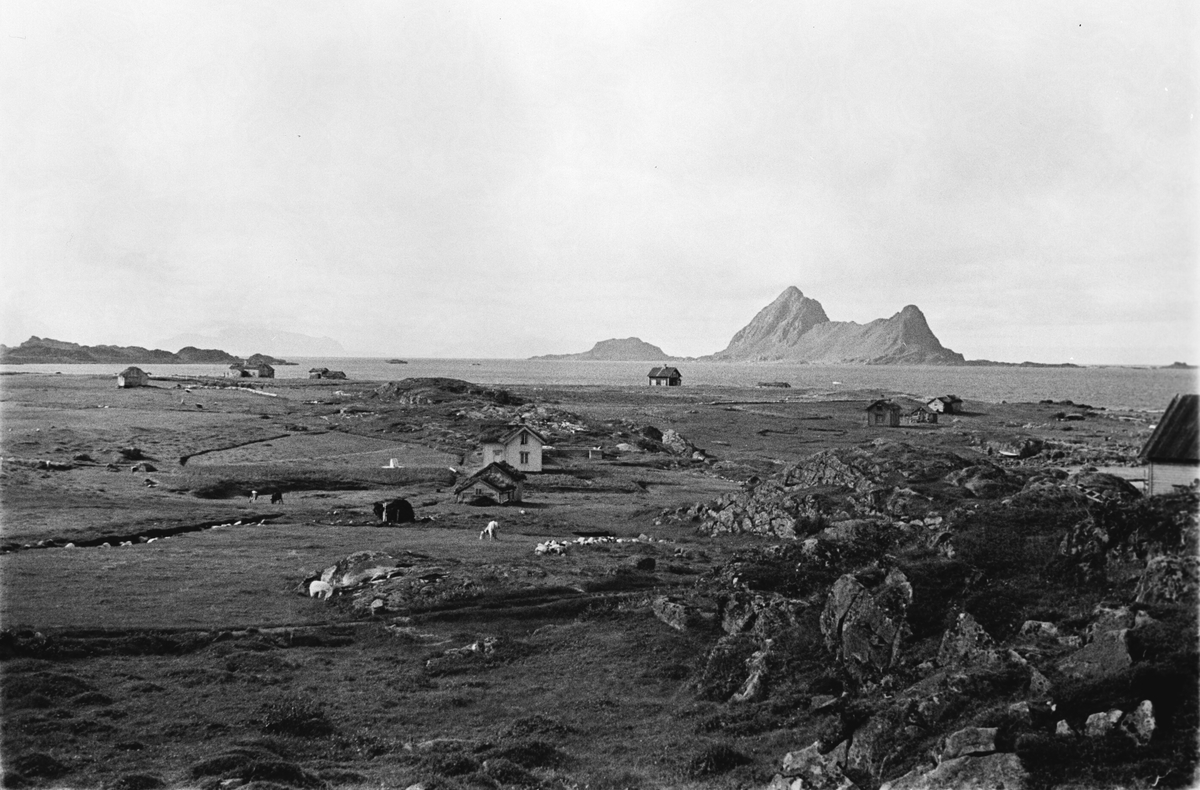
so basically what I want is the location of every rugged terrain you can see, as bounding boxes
[1,372,1195,789]
[707,287,965,365]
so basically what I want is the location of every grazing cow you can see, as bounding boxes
[308,580,333,600]
[480,520,498,540]
[374,498,415,525]
[270,491,283,504]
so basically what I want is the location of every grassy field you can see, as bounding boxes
[0,372,1174,789]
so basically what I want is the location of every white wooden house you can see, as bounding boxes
[480,425,547,473]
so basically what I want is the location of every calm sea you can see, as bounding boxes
[3,359,1196,412]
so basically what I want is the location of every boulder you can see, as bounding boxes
[660,429,696,456]
[1134,554,1199,604]
[772,741,853,790]
[880,753,1028,790]
[820,519,877,544]
[730,639,773,703]
[630,555,656,571]
[1085,709,1123,738]
[651,596,712,632]
[1056,720,1076,736]
[1118,700,1155,746]
[843,705,914,787]
[1018,620,1059,639]
[944,464,1020,499]
[1057,629,1132,681]
[937,727,998,762]
[1087,606,1135,637]
[321,551,402,589]
[937,613,1001,669]
[820,569,912,683]
[720,591,802,637]
[640,425,664,442]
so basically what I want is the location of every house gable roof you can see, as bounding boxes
[1140,394,1199,464]
[865,399,901,412]
[648,366,682,378]
[479,424,548,446]
[454,460,526,494]
[929,395,962,405]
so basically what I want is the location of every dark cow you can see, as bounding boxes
[270,491,284,504]
[373,498,414,525]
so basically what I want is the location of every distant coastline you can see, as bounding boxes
[0,337,292,367]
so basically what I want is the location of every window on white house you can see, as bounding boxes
[519,451,530,465]
[520,433,528,445]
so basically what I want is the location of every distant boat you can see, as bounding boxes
[386,359,408,364]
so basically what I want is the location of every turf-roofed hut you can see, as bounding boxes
[116,366,149,388]
[1140,393,1199,495]
[455,461,526,505]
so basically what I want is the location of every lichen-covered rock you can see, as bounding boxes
[945,464,1021,499]
[880,753,1028,790]
[937,613,1001,669]
[843,705,915,788]
[772,741,853,790]
[730,639,773,703]
[937,727,998,762]
[321,551,402,589]
[820,569,912,683]
[1119,700,1156,746]
[651,596,712,632]
[1134,554,1199,604]
[1085,709,1124,737]
[1057,629,1132,680]
[720,591,804,637]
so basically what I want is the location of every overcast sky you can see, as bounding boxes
[2,1,1196,363]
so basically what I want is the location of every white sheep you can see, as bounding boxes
[480,520,498,540]
[308,580,334,600]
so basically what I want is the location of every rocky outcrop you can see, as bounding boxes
[770,741,854,790]
[880,753,1028,790]
[698,443,972,538]
[530,337,677,361]
[319,551,404,590]
[0,336,243,365]
[706,287,965,365]
[820,569,912,684]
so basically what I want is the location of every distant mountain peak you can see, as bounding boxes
[707,287,963,364]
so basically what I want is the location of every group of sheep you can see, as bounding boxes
[534,534,656,556]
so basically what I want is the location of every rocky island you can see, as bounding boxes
[707,286,966,364]
[0,336,291,366]
[532,336,679,361]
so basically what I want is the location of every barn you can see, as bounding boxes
[926,395,964,414]
[1140,393,1199,496]
[864,399,901,427]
